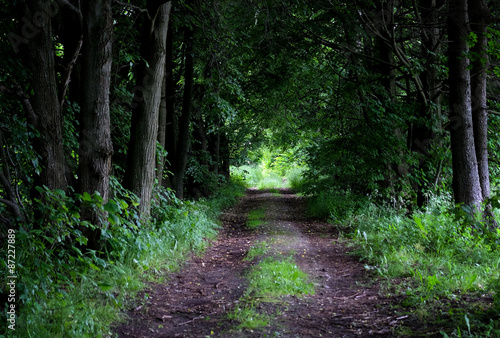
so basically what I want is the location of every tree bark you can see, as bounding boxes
[447,0,482,207]
[0,128,24,224]
[411,0,443,207]
[157,71,168,186]
[78,0,114,247]
[470,0,496,226]
[163,26,178,189]
[168,24,195,199]
[24,2,67,195]
[124,1,172,216]
[220,131,230,178]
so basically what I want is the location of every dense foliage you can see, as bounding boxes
[1,0,500,335]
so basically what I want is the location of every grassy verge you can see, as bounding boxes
[246,208,266,229]
[245,257,315,299]
[305,190,500,336]
[1,179,245,337]
[228,256,314,331]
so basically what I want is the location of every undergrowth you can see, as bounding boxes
[0,178,245,337]
[232,145,306,190]
[244,240,270,261]
[246,208,266,229]
[305,189,500,336]
[228,255,314,331]
[245,256,315,299]
[231,159,305,191]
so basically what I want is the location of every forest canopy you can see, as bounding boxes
[1,0,500,335]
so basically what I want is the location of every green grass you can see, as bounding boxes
[244,240,270,261]
[246,208,266,229]
[226,305,269,330]
[2,178,246,337]
[269,188,281,196]
[227,253,314,332]
[246,256,315,299]
[285,167,306,191]
[231,164,306,190]
[303,189,500,335]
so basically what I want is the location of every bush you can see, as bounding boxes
[0,178,245,336]
[310,189,500,334]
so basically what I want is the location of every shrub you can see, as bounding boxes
[0,178,244,336]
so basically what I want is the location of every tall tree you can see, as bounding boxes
[470,0,496,225]
[407,0,445,207]
[23,1,67,194]
[164,17,195,199]
[78,0,114,246]
[162,25,178,188]
[447,0,482,207]
[124,1,173,216]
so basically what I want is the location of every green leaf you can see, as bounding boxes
[53,189,66,197]
[98,283,113,292]
[414,216,428,239]
[42,235,55,244]
[104,201,120,214]
[82,192,92,202]
[76,236,88,245]
[109,213,120,226]
[464,314,470,335]
[119,200,129,209]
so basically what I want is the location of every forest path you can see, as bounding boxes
[115,188,421,337]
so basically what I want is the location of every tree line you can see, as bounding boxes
[232,0,500,226]
[1,0,499,248]
[1,0,237,248]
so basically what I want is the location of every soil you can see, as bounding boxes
[114,188,440,337]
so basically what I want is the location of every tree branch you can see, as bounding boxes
[0,214,11,229]
[0,198,18,212]
[0,172,23,222]
[280,2,393,67]
[60,36,83,109]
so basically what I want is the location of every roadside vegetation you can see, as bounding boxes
[333,191,500,336]
[1,179,245,337]
[2,1,500,337]
[233,145,500,337]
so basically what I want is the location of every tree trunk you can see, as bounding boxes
[78,0,114,247]
[163,26,177,189]
[372,0,401,195]
[58,5,83,190]
[208,120,221,178]
[169,24,195,199]
[447,0,482,207]
[411,0,442,207]
[470,0,496,226]
[124,1,172,216]
[220,131,230,179]
[24,2,67,194]
[157,72,167,186]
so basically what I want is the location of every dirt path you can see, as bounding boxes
[115,188,420,337]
